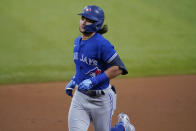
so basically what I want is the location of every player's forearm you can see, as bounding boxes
[105,66,122,80]
[89,66,122,87]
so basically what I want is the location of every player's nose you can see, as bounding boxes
[82,20,87,25]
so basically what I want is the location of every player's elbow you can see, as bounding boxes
[105,66,122,79]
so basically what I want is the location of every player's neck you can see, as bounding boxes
[82,32,95,40]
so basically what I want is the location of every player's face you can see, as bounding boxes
[79,16,95,33]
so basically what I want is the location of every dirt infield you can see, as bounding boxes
[0,75,196,131]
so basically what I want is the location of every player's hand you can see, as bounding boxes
[78,79,93,91]
[65,80,76,97]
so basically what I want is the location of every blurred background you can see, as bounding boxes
[0,1,196,131]
[0,0,196,84]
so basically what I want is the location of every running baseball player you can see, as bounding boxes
[65,5,135,131]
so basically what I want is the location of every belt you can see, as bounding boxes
[78,85,116,97]
[78,88,105,97]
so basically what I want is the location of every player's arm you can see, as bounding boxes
[90,54,128,85]
[105,66,122,79]
[105,54,128,80]
[79,55,128,90]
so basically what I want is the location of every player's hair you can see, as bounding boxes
[97,25,108,34]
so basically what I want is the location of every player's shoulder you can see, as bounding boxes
[74,36,82,46]
[94,33,112,46]
[74,36,82,42]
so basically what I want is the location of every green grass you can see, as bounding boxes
[0,0,196,84]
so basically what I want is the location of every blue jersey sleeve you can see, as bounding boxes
[101,40,117,63]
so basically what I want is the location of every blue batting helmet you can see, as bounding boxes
[78,5,105,33]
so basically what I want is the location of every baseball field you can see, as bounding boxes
[0,0,196,131]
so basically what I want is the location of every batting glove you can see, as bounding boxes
[65,80,76,97]
[78,79,93,91]
[79,72,109,91]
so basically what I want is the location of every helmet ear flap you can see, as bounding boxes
[84,20,103,33]
[84,22,98,33]
[95,20,104,31]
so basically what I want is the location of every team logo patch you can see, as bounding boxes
[85,67,101,77]
[86,8,91,12]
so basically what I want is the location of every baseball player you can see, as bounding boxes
[65,5,135,131]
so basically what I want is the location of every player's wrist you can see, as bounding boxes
[90,72,109,86]
[72,75,76,81]
[66,80,76,90]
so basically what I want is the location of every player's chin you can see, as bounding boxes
[79,27,85,33]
